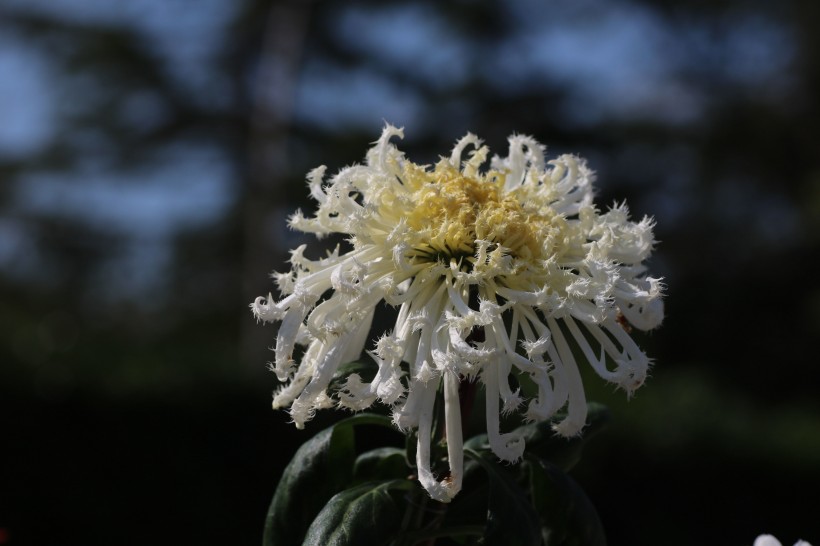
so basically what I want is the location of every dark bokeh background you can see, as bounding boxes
[1,0,818,545]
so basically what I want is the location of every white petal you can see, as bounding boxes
[547,317,588,437]
[414,378,459,502]
[483,356,525,463]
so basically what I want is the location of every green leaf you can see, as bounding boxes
[441,481,488,529]
[263,413,395,546]
[463,432,490,453]
[394,524,485,544]
[465,448,541,546]
[302,479,414,546]
[353,447,408,482]
[517,403,611,471]
[527,456,607,546]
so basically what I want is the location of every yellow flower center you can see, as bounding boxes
[404,164,565,264]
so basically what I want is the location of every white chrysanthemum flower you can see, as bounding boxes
[754,535,813,546]
[252,125,664,502]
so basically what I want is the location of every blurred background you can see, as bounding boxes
[1,0,818,544]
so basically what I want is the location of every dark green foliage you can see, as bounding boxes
[353,447,409,482]
[302,480,413,546]
[267,405,609,546]
[465,448,543,546]
[527,457,607,546]
[263,413,395,546]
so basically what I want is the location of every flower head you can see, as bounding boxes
[252,125,664,502]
